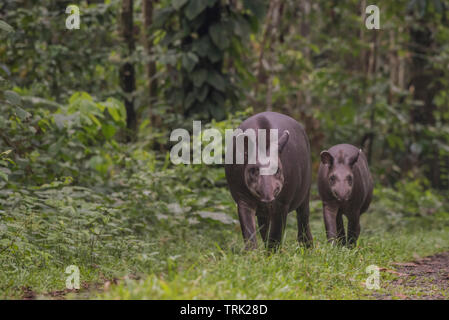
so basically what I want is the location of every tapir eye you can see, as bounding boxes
[329,175,337,185]
[249,167,259,176]
[347,175,353,186]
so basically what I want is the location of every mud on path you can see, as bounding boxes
[375,251,449,300]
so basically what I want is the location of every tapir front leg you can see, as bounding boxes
[336,210,346,245]
[347,213,361,247]
[323,203,339,244]
[267,204,288,250]
[237,201,258,250]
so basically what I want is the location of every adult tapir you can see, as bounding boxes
[318,144,373,246]
[224,112,313,249]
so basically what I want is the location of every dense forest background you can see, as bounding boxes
[1,0,449,299]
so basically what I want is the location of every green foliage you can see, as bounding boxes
[0,87,127,184]
[1,0,449,300]
[0,19,13,33]
[0,1,119,102]
[0,150,14,182]
[373,179,447,224]
[152,0,265,120]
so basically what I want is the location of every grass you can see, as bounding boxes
[1,165,448,300]
[95,209,449,300]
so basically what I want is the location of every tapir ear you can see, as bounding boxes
[348,149,361,167]
[278,130,289,153]
[320,150,333,166]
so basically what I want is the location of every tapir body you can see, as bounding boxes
[225,112,313,249]
[318,144,373,246]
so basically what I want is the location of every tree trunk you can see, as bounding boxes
[120,0,136,141]
[300,0,311,110]
[142,0,158,118]
[409,22,444,188]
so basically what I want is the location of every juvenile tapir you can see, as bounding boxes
[318,144,373,246]
[224,112,313,249]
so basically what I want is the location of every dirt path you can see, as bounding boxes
[375,251,449,300]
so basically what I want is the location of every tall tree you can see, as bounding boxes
[120,0,137,140]
[407,0,447,188]
[142,0,158,114]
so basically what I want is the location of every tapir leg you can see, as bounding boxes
[256,208,269,244]
[237,201,258,250]
[267,206,288,250]
[323,203,339,244]
[347,214,361,247]
[336,210,346,245]
[296,198,313,247]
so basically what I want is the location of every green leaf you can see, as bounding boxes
[53,114,66,130]
[211,91,225,107]
[207,71,226,91]
[209,104,225,120]
[4,90,22,106]
[15,107,31,120]
[88,114,102,128]
[184,91,196,109]
[243,0,267,20]
[172,0,188,10]
[195,85,209,102]
[0,20,14,33]
[191,69,208,87]
[209,23,230,50]
[104,98,126,123]
[192,36,212,57]
[101,124,117,140]
[182,52,199,73]
[0,170,8,182]
[0,150,12,157]
[207,46,223,63]
[107,108,121,123]
[185,0,208,20]
[232,16,251,39]
[152,8,174,28]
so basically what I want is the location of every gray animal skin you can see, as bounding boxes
[318,144,373,246]
[225,112,313,250]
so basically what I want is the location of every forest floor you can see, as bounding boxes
[27,250,448,300]
[16,214,449,300]
[374,251,449,300]
[3,177,448,300]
